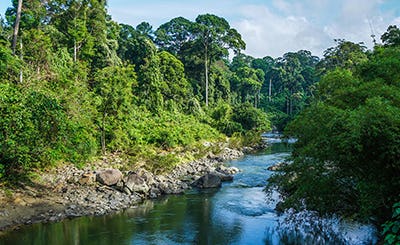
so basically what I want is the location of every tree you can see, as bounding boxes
[11,0,22,54]
[135,38,164,112]
[232,102,269,132]
[209,60,231,104]
[194,14,245,106]
[381,25,400,47]
[136,21,154,40]
[94,65,137,153]
[157,51,192,110]
[154,17,194,56]
[268,45,400,226]
[252,56,275,101]
[231,66,264,106]
[317,39,367,73]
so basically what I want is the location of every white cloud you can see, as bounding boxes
[233,4,333,58]
[107,0,400,58]
[231,0,400,58]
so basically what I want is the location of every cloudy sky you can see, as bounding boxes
[1,0,400,58]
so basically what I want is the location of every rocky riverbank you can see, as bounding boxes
[0,147,244,233]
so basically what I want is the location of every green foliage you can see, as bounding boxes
[232,103,270,132]
[317,39,368,73]
[137,111,221,150]
[0,83,96,180]
[381,25,400,47]
[0,1,275,182]
[208,101,241,136]
[382,202,400,245]
[155,17,194,55]
[0,43,20,81]
[157,51,192,111]
[268,45,400,226]
[94,65,137,152]
[231,50,319,130]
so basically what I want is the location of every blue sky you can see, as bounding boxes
[1,0,400,58]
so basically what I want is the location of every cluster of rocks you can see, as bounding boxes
[78,149,241,196]
[60,148,241,218]
[0,147,244,232]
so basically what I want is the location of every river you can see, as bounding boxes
[0,143,377,245]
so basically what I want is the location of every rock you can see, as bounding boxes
[149,187,161,198]
[195,173,222,188]
[115,179,124,191]
[219,148,244,161]
[158,181,171,194]
[124,172,150,194]
[267,162,286,171]
[96,169,123,186]
[13,197,26,206]
[137,169,156,186]
[78,172,96,185]
[217,165,239,175]
[122,187,131,195]
[213,171,234,182]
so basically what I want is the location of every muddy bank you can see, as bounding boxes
[0,147,245,233]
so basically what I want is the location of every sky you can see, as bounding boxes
[1,0,400,58]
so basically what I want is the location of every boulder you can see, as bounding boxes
[137,169,156,186]
[217,165,239,175]
[79,172,96,185]
[195,173,222,188]
[96,169,123,186]
[213,171,234,182]
[124,172,150,194]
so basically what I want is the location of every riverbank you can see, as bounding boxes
[0,146,247,234]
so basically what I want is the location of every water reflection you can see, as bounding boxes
[0,145,291,245]
[0,143,374,245]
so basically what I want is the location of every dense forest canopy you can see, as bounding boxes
[1,0,399,242]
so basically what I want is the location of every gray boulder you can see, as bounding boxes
[195,173,222,188]
[96,169,123,186]
[124,172,150,194]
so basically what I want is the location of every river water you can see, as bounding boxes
[0,143,377,245]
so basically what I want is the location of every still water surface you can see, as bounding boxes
[0,143,375,244]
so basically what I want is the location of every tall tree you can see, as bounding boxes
[194,14,245,106]
[136,21,154,40]
[317,39,367,73]
[157,51,192,110]
[381,25,400,47]
[154,17,194,56]
[94,65,137,153]
[11,0,22,54]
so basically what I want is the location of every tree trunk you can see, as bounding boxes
[286,96,289,115]
[290,97,293,115]
[101,111,107,154]
[205,45,209,107]
[12,0,23,55]
[19,39,23,83]
[74,39,77,62]
[268,78,272,101]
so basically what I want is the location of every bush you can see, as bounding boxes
[0,83,96,180]
[232,102,270,132]
[382,202,400,245]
